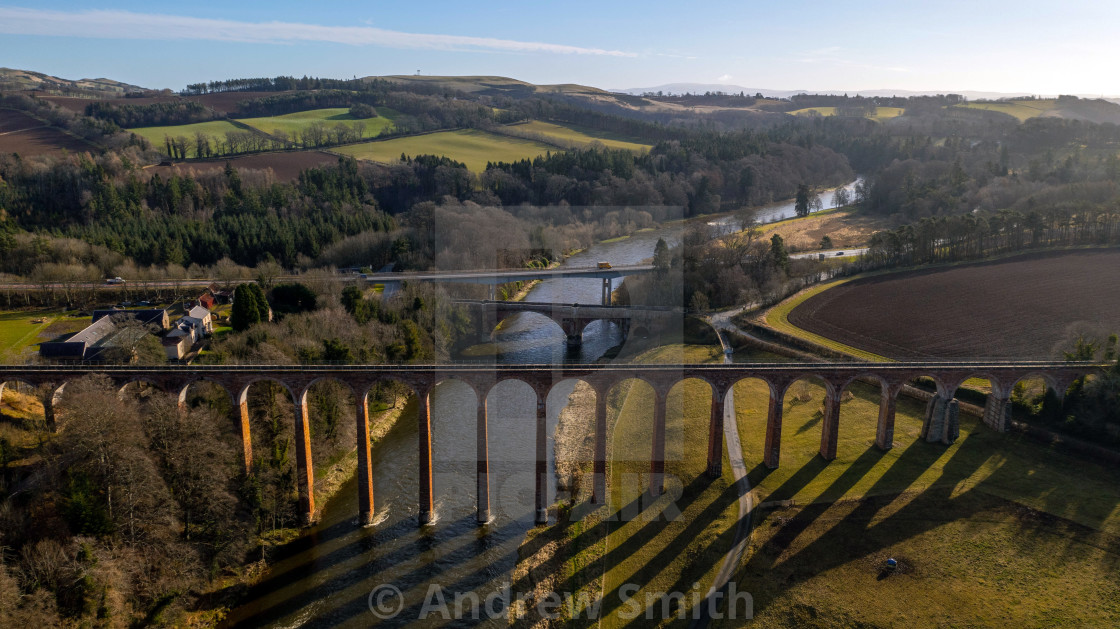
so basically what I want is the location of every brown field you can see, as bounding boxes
[787,249,1120,359]
[145,150,339,182]
[0,110,97,156]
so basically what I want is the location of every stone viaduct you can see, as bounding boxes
[0,361,1100,528]
[455,300,682,347]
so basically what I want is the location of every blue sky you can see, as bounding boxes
[2,1,1118,95]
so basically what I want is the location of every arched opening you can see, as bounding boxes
[605,376,659,512]
[1007,371,1068,429]
[950,374,1000,433]
[580,318,625,349]
[833,376,890,453]
[485,377,546,524]
[730,376,777,471]
[429,377,481,521]
[664,377,717,483]
[118,378,167,400]
[491,311,566,343]
[238,378,301,530]
[300,377,359,490]
[0,379,50,477]
[547,377,597,507]
[0,378,46,423]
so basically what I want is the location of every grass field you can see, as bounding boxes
[789,106,904,122]
[719,376,1120,626]
[596,344,738,626]
[129,119,248,156]
[333,129,557,172]
[235,107,398,139]
[958,99,1059,122]
[507,120,652,152]
[0,309,86,362]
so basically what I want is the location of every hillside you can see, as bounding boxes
[959,97,1120,124]
[0,67,146,96]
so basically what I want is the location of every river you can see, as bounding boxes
[223,178,860,628]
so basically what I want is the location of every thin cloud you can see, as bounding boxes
[716,74,733,82]
[0,7,636,57]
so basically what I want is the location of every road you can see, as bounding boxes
[0,265,657,292]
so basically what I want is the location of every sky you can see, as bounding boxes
[2,1,1118,95]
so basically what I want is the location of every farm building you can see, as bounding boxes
[92,308,170,330]
[40,308,171,362]
[39,316,117,360]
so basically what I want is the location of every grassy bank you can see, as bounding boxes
[716,377,1120,626]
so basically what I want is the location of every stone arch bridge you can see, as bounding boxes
[0,361,1100,528]
[455,300,682,347]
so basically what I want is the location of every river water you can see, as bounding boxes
[224,179,860,628]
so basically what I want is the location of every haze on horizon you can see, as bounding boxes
[1,0,1118,97]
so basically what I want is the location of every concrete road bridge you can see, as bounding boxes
[0,361,1101,527]
[453,300,682,347]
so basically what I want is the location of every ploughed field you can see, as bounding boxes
[0,110,97,156]
[787,250,1120,359]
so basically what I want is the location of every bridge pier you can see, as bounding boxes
[592,387,608,505]
[357,391,376,526]
[601,278,611,305]
[876,389,898,450]
[477,398,490,523]
[562,318,584,349]
[921,394,960,445]
[236,393,254,475]
[763,387,783,469]
[535,396,549,525]
[819,389,842,461]
[650,392,667,496]
[984,392,1011,432]
[294,391,316,525]
[418,389,435,525]
[706,392,724,478]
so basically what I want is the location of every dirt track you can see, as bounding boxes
[788,249,1120,359]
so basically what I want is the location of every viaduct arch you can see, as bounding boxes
[2,361,1099,528]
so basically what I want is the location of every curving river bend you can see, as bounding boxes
[223,180,860,628]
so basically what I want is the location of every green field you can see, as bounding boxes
[0,309,90,361]
[714,374,1120,626]
[129,119,248,156]
[508,120,652,152]
[235,107,398,139]
[790,106,905,122]
[333,129,558,171]
[958,99,1059,122]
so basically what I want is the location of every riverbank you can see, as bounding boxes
[197,392,412,625]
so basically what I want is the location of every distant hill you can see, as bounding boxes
[0,67,147,96]
[614,83,1120,102]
